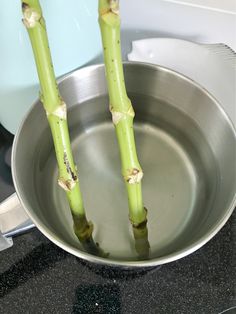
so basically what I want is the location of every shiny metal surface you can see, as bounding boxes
[0,193,33,235]
[12,63,236,267]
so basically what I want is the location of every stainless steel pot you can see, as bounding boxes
[11,62,236,267]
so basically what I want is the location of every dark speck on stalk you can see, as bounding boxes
[22,2,28,10]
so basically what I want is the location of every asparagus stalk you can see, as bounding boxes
[21,0,93,243]
[98,0,147,227]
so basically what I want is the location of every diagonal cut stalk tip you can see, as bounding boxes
[22,3,41,28]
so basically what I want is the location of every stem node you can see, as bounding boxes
[22,4,41,28]
[58,177,77,192]
[124,168,143,184]
[109,103,135,125]
[46,102,67,120]
[109,0,119,15]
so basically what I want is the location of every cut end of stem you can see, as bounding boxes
[22,3,41,28]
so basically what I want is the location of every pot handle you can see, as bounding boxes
[0,193,35,246]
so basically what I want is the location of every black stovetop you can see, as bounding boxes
[0,124,235,314]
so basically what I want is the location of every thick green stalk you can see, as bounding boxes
[98,0,147,226]
[21,0,92,241]
[132,224,150,259]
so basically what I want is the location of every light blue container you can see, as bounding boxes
[0,0,102,134]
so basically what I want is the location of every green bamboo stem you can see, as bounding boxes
[132,224,150,259]
[98,0,147,226]
[21,0,93,242]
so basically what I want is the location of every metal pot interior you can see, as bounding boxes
[13,63,236,266]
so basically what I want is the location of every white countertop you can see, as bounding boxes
[162,0,236,14]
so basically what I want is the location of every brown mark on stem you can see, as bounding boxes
[130,207,148,228]
[63,152,77,181]
[132,219,148,229]
[57,152,78,191]
[22,2,28,10]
